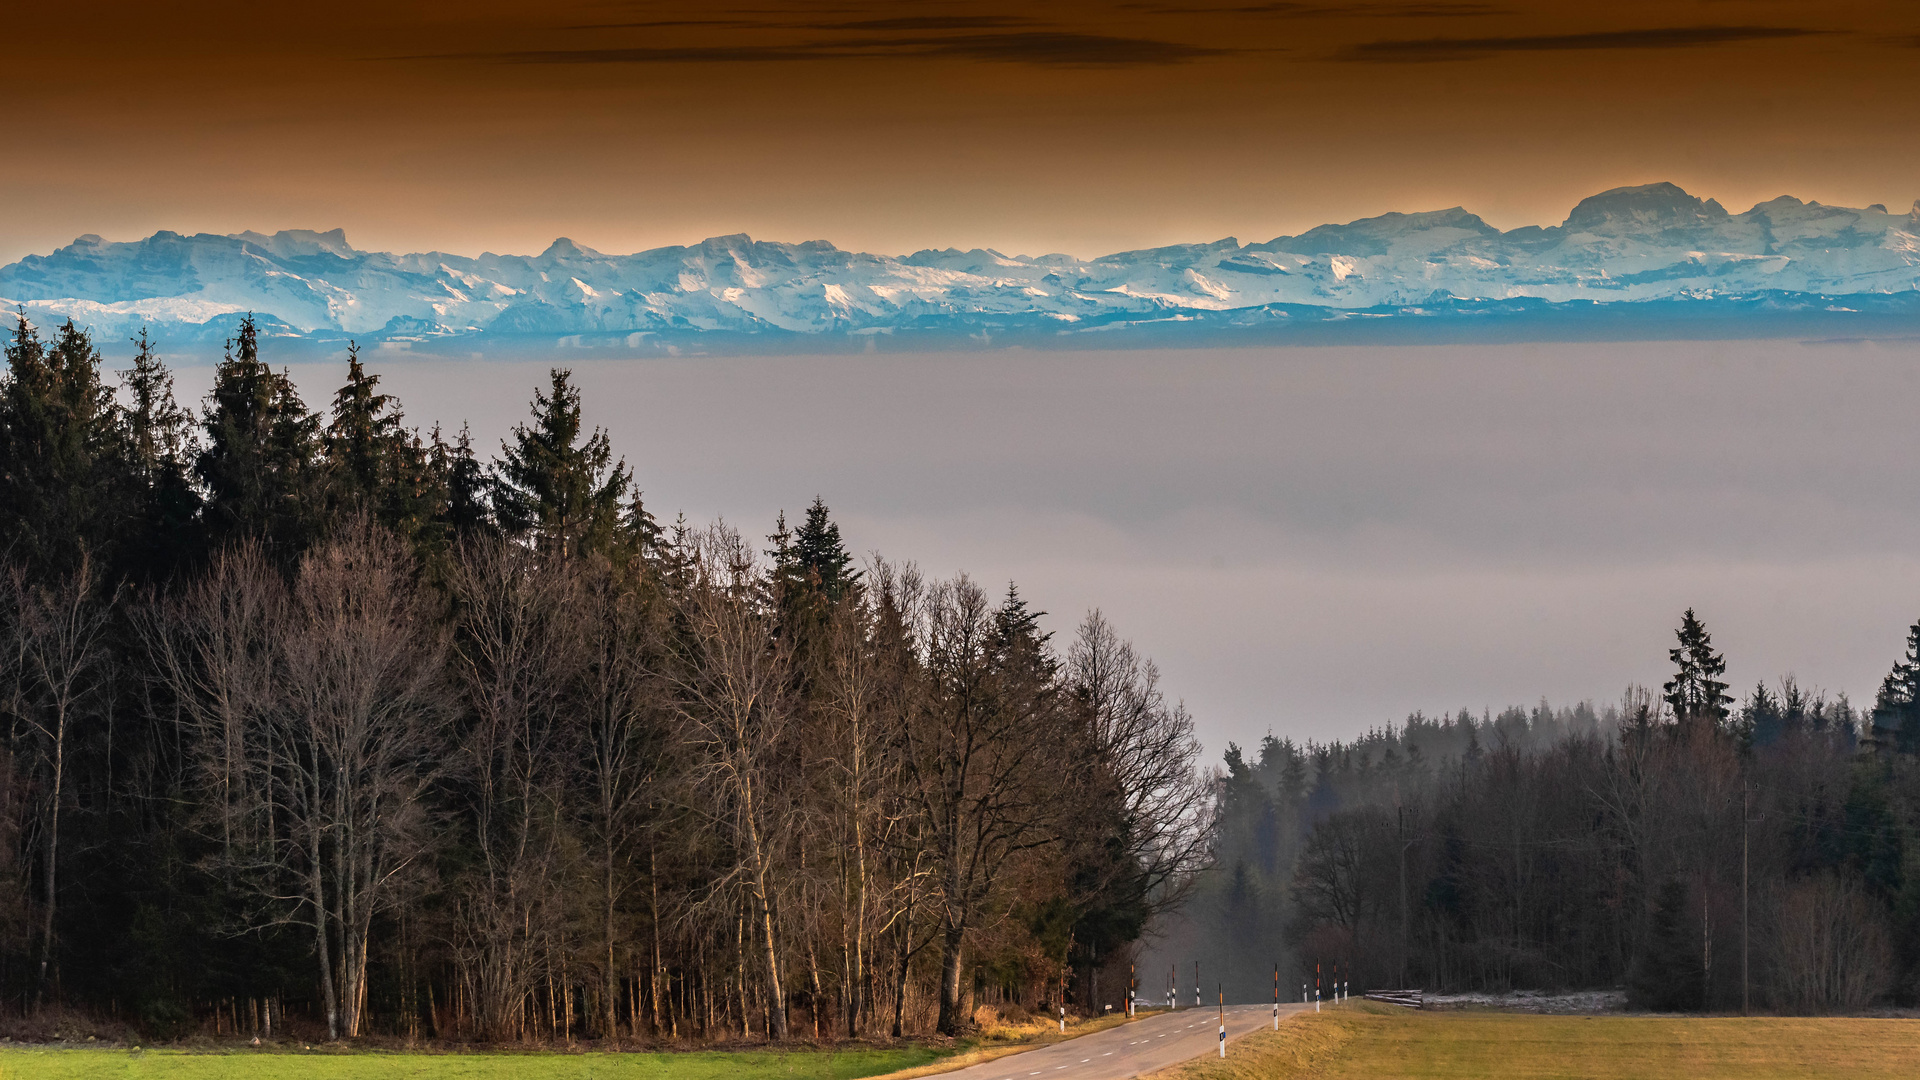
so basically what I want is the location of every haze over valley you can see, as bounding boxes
[156,335,1920,751]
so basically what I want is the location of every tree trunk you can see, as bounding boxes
[936,921,966,1036]
[36,700,65,1001]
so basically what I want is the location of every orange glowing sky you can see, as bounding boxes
[4,1,1917,262]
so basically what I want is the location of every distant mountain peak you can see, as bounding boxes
[539,237,605,260]
[230,228,357,259]
[1563,182,1729,232]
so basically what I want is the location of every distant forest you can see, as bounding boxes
[1178,612,1920,1012]
[0,315,1212,1042]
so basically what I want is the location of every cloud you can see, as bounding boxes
[1340,24,1825,61]
[888,31,1232,65]
[1123,2,1508,16]
[569,15,1037,33]
[440,31,1233,68]
[813,16,1038,32]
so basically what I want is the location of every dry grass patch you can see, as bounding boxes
[864,1009,1150,1080]
[1143,1006,1361,1080]
[1150,1002,1920,1080]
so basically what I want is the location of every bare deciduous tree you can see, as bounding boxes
[277,519,449,1038]
[1067,611,1211,916]
[3,555,117,998]
[1769,873,1894,1012]
[667,524,798,1039]
[903,575,1073,1035]
[446,535,586,1041]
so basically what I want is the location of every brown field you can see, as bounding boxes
[1152,1001,1920,1080]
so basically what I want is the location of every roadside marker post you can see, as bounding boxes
[1194,961,1200,1009]
[1218,984,1226,1058]
[1273,964,1280,1029]
[1315,963,1321,1013]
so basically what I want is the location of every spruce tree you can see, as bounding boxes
[116,328,200,580]
[324,345,440,544]
[434,422,493,543]
[324,343,402,503]
[791,496,859,602]
[1663,608,1732,731]
[1742,682,1784,751]
[1872,620,1920,753]
[621,489,663,564]
[0,315,126,574]
[196,315,323,563]
[1629,878,1706,1011]
[492,368,631,561]
[991,583,1059,698]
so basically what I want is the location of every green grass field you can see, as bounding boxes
[0,1045,943,1080]
[1159,1002,1920,1080]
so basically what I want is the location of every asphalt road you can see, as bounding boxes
[936,1003,1310,1080]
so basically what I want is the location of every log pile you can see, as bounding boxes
[1362,990,1424,1008]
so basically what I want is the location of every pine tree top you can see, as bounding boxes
[1663,607,1732,731]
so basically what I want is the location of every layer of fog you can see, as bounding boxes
[169,338,1920,756]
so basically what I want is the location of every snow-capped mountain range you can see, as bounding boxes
[5,182,1919,349]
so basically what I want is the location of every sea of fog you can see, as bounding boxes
[168,338,1920,756]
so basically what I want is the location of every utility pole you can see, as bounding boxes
[1742,779,1750,1016]
[1399,804,1412,989]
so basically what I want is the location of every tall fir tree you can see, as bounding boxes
[493,368,631,561]
[433,422,493,543]
[620,489,663,566]
[324,344,440,544]
[116,328,200,580]
[991,582,1059,703]
[1872,619,1920,753]
[196,315,323,563]
[1742,681,1784,751]
[1663,608,1732,731]
[0,315,127,575]
[791,496,859,602]
[324,343,402,503]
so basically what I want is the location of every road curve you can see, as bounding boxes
[934,1003,1309,1080]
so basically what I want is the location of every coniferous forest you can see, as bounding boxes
[1180,615,1920,1013]
[0,315,1212,1042]
[4,312,1920,1047]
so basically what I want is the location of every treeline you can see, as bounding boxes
[0,315,1212,1041]
[1177,611,1920,1012]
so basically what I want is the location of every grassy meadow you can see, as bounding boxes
[1157,1002,1920,1080]
[0,1009,1139,1080]
[0,1045,943,1080]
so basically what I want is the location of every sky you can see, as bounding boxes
[167,339,1920,755]
[5,1,1920,264]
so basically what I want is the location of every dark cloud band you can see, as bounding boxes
[1341,24,1825,62]
[435,31,1232,68]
